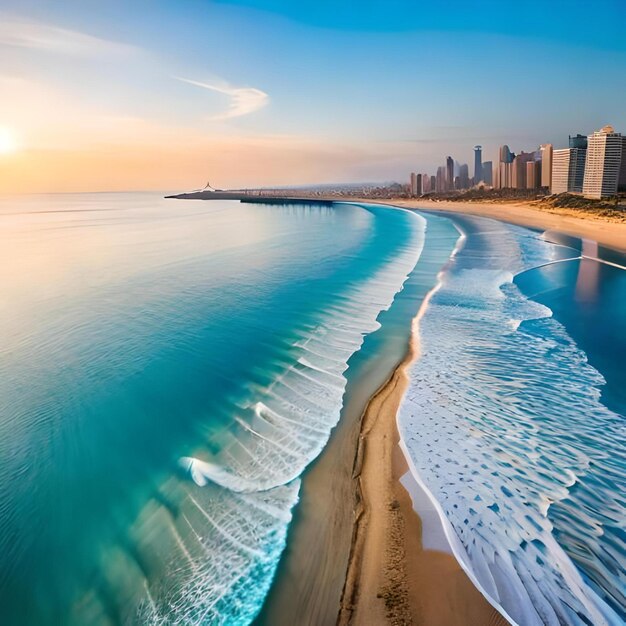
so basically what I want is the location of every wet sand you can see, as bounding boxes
[254,335,408,626]
[256,340,504,626]
[337,293,508,626]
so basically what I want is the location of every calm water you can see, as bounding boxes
[0,193,433,625]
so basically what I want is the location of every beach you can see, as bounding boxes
[256,306,504,626]
[377,198,626,252]
[337,316,507,626]
[258,200,626,625]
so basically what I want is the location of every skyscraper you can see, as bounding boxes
[436,166,446,192]
[619,137,626,192]
[526,161,541,189]
[482,161,493,186]
[430,175,436,193]
[499,145,513,164]
[410,172,418,195]
[497,162,512,188]
[474,146,482,184]
[540,144,553,188]
[551,149,572,194]
[512,152,534,189]
[446,156,454,191]
[570,134,588,149]
[459,163,470,189]
[583,125,623,199]
[496,145,515,189]
[570,147,587,192]
[553,146,588,194]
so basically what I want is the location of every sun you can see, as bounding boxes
[0,127,18,155]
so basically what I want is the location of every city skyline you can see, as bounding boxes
[1,0,626,192]
[407,123,626,199]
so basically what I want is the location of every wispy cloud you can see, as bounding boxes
[175,77,269,121]
[0,15,136,56]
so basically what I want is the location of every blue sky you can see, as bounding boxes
[1,0,626,191]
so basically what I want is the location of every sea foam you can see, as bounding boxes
[399,215,624,625]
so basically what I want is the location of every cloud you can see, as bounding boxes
[0,15,137,56]
[175,77,269,121]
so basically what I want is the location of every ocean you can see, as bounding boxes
[0,194,624,625]
[0,193,442,625]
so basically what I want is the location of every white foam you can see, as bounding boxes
[398,215,624,625]
[181,208,428,495]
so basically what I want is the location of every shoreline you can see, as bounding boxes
[354,198,626,253]
[253,210,432,626]
[171,192,626,253]
[337,237,509,626]
[337,333,506,625]
[254,199,623,625]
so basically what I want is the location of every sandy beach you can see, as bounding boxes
[336,326,507,626]
[372,198,626,252]
[256,309,505,626]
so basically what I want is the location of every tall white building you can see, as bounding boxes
[551,149,572,194]
[583,125,623,199]
[552,147,587,194]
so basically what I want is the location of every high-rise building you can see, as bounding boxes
[430,175,436,193]
[570,147,587,192]
[552,146,588,194]
[619,137,626,192]
[497,162,512,189]
[474,146,482,184]
[540,144,553,188]
[482,161,493,186]
[459,163,470,189]
[512,151,534,189]
[495,145,515,188]
[526,160,541,189]
[410,172,418,196]
[551,149,572,194]
[416,173,423,196]
[570,134,588,149]
[499,145,513,164]
[436,166,446,192]
[583,125,623,199]
[446,156,454,191]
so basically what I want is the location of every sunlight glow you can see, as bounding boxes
[0,127,18,155]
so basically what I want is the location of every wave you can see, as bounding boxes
[398,215,624,625]
[181,207,427,495]
[136,205,429,624]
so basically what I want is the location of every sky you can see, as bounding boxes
[1,0,626,193]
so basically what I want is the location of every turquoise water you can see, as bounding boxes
[2,195,624,625]
[399,214,626,625]
[0,194,428,625]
